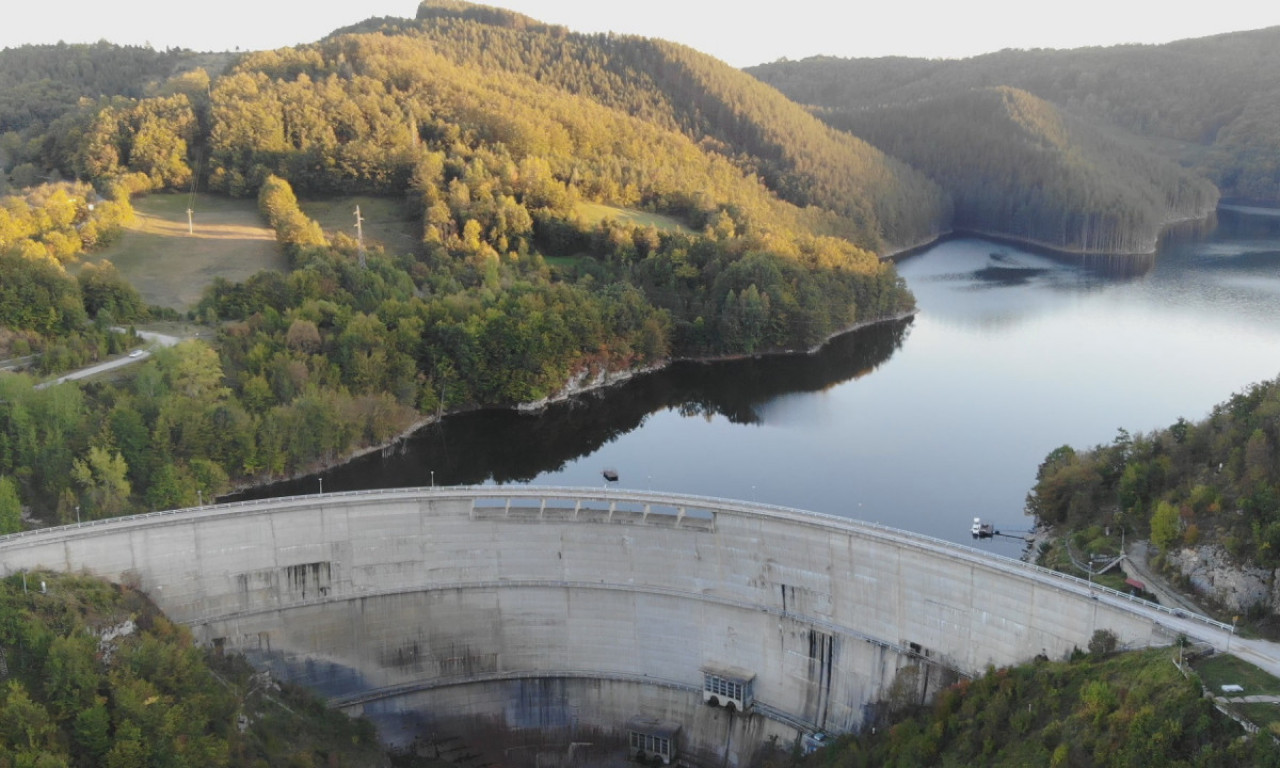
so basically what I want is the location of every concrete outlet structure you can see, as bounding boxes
[0,487,1224,766]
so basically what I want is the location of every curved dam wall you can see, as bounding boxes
[0,488,1203,765]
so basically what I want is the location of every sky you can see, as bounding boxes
[3,0,1280,67]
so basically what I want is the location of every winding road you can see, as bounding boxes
[37,330,182,388]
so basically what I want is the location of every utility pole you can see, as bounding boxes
[187,207,194,235]
[354,205,367,268]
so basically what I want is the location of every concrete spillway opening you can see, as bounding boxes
[0,488,1190,767]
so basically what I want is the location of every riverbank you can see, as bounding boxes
[881,229,954,261]
[886,208,1217,264]
[896,229,1158,264]
[221,309,918,499]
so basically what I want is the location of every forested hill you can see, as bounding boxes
[817,648,1280,767]
[0,1,929,521]
[328,0,951,253]
[749,27,1280,211]
[822,87,1217,254]
[0,0,951,255]
[0,570,389,766]
[0,43,226,134]
[1027,374,1280,585]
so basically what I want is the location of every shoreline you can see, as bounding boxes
[222,309,918,498]
[884,209,1218,263]
[219,202,1228,498]
[892,228,1159,263]
[881,229,954,261]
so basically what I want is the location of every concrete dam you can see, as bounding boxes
[0,487,1223,766]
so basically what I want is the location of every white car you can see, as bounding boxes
[128,349,144,358]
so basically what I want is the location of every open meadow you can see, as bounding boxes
[1194,653,1280,734]
[575,202,689,233]
[300,196,421,256]
[544,203,692,272]
[89,193,285,311]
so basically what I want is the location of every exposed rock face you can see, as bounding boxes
[1166,544,1272,613]
[95,618,137,663]
[514,363,642,413]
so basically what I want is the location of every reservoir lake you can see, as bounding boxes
[240,208,1280,560]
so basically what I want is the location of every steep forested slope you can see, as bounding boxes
[0,2,923,524]
[825,87,1216,253]
[0,0,932,367]
[335,0,952,252]
[1027,375,1280,577]
[804,649,1280,767]
[749,27,1280,209]
[0,42,216,134]
[192,27,915,343]
[0,570,386,766]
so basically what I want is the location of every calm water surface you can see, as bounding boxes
[242,209,1280,559]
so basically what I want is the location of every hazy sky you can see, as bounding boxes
[4,0,1280,66]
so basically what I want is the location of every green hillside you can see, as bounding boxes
[749,27,1280,212]
[0,2,920,522]
[823,87,1216,253]
[0,42,223,134]
[0,570,387,767]
[351,0,952,253]
[1028,375,1280,592]
[797,648,1280,767]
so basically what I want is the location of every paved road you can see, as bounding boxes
[1221,635,1280,680]
[0,354,37,372]
[1108,541,1280,681]
[38,330,181,389]
[1122,540,1210,616]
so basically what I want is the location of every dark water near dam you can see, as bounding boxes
[239,207,1280,559]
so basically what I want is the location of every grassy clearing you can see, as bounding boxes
[575,202,690,233]
[1192,650,1280,734]
[1238,702,1280,736]
[1195,654,1280,695]
[300,196,420,256]
[88,192,284,311]
[543,254,591,268]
